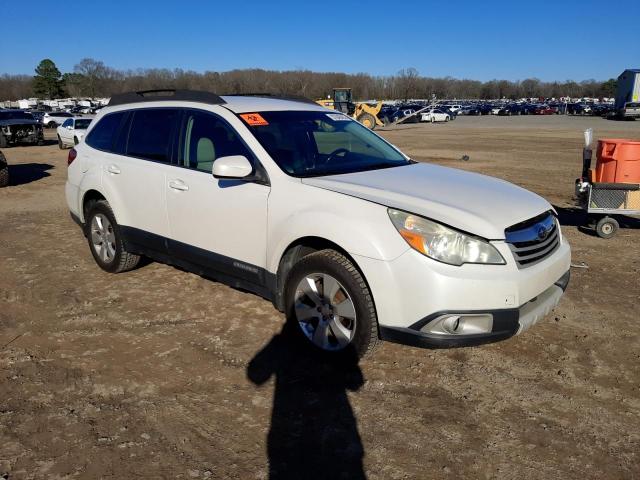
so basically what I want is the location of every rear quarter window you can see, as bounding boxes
[85,112,127,151]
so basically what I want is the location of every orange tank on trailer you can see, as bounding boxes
[594,138,640,183]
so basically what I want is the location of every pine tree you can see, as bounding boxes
[33,59,64,99]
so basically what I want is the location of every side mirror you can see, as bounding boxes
[212,155,253,179]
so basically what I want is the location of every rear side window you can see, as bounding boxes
[85,112,126,151]
[126,109,179,163]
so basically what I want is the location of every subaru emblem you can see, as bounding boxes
[537,225,550,240]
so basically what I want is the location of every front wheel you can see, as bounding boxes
[85,200,141,273]
[58,135,64,149]
[285,250,379,358]
[0,153,8,188]
[356,112,376,130]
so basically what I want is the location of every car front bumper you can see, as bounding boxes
[353,236,571,349]
[378,270,569,348]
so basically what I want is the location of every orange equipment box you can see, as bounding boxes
[594,138,640,183]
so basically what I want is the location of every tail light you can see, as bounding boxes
[67,148,77,166]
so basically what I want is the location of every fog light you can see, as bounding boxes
[421,313,493,335]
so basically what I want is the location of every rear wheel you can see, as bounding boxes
[85,200,141,273]
[595,216,619,239]
[47,121,56,129]
[285,249,378,358]
[0,134,7,148]
[357,112,376,130]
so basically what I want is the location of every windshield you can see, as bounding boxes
[240,111,410,177]
[0,111,34,120]
[74,119,91,129]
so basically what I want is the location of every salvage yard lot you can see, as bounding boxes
[1,115,639,479]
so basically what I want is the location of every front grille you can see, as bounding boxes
[505,212,560,268]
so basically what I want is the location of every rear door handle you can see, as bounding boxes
[107,164,121,175]
[168,179,189,192]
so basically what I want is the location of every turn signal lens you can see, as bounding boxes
[388,209,505,266]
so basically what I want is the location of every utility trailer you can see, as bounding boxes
[575,130,640,238]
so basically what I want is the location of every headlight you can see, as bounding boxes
[388,209,505,266]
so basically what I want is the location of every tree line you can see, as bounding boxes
[0,59,618,102]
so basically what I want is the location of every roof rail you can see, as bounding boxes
[108,89,226,106]
[225,92,318,105]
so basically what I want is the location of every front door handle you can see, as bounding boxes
[168,179,189,192]
[107,164,121,175]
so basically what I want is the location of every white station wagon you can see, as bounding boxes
[65,90,571,357]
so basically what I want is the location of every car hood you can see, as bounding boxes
[0,119,40,127]
[301,163,551,239]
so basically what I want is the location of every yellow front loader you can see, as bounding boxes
[316,88,384,129]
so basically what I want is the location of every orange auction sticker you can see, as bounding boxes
[240,113,269,126]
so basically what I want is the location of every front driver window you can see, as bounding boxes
[180,111,252,173]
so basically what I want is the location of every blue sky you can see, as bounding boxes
[0,0,634,81]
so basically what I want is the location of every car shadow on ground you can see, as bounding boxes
[247,322,367,480]
[553,203,640,235]
[8,163,54,186]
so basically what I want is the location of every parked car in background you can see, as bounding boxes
[28,110,46,123]
[0,110,45,147]
[0,150,8,187]
[498,104,522,116]
[66,90,571,357]
[477,104,494,115]
[591,104,614,117]
[43,111,73,128]
[57,117,93,148]
[420,108,450,122]
[491,106,503,115]
[534,105,555,115]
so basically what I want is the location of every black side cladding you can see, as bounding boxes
[108,90,226,107]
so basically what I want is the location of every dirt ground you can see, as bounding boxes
[1,115,639,479]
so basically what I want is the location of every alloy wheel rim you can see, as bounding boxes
[90,214,116,263]
[294,273,356,351]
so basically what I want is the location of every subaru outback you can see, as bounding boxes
[65,90,570,357]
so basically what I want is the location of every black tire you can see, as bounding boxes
[0,153,8,188]
[57,135,64,149]
[74,136,79,145]
[595,216,619,239]
[284,249,379,358]
[85,200,141,273]
[0,134,7,148]
[356,112,376,130]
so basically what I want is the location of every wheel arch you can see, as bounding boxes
[81,189,106,222]
[273,236,372,313]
